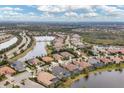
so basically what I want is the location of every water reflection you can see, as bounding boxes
[71,70,124,88]
[18,36,54,62]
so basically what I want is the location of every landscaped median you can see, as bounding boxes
[59,63,124,88]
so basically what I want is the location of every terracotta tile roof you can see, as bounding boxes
[100,58,111,63]
[0,66,16,75]
[108,49,118,54]
[121,56,124,60]
[118,49,124,54]
[41,56,54,63]
[111,57,123,63]
[53,54,63,61]
[108,49,124,54]
[60,52,74,58]
[64,63,78,71]
[37,71,56,86]
[73,61,91,68]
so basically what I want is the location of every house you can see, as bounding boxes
[88,57,104,68]
[27,58,41,66]
[37,71,59,87]
[100,58,112,64]
[108,49,118,54]
[10,61,26,72]
[73,61,92,71]
[41,56,54,64]
[110,56,123,64]
[60,52,74,59]
[50,66,70,79]
[120,56,124,62]
[118,49,124,54]
[62,63,79,74]
[0,66,16,76]
[52,54,63,61]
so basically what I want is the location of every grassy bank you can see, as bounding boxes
[60,63,124,88]
[11,38,36,61]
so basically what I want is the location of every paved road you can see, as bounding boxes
[0,71,45,88]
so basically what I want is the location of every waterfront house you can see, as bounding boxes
[73,61,92,71]
[100,58,112,64]
[50,66,70,79]
[0,66,16,76]
[62,63,79,74]
[120,56,124,62]
[88,57,104,68]
[37,71,59,87]
[10,61,26,72]
[110,56,123,64]
[118,49,124,54]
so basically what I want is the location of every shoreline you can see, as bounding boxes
[60,63,124,88]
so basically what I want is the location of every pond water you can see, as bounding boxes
[71,70,124,88]
[18,36,54,62]
[0,37,17,51]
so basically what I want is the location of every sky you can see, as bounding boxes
[0,5,124,22]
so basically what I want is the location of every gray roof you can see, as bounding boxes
[88,58,100,64]
[51,66,70,78]
[11,61,25,72]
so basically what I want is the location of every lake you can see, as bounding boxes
[18,36,54,62]
[71,70,124,88]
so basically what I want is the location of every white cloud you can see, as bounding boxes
[83,12,98,17]
[0,7,23,11]
[64,12,78,17]
[98,6,124,15]
[37,5,68,13]
[37,5,94,13]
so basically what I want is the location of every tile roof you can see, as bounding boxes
[100,58,111,63]
[53,54,63,61]
[63,63,78,72]
[0,66,16,75]
[11,61,25,72]
[51,66,70,77]
[73,61,91,68]
[28,58,40,65]
[41,56,54,63]
[37,71,56,86]
[111,57,123,63]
